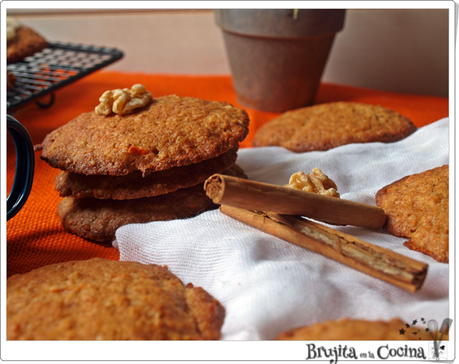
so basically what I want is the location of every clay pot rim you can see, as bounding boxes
[215,9,346,38]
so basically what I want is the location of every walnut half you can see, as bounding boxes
[95,84,153,116]
[285,168,340,198]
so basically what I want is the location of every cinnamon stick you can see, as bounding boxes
[220,205,428,293]
[204,174,386,229]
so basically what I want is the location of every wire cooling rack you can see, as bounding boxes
[7,42,124,113]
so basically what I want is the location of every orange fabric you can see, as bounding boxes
[6,71,448,278]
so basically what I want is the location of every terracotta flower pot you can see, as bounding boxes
[216,9,346,112]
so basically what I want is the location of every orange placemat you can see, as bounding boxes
[6,71,448,277]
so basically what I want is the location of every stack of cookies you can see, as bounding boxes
[36,85,250,241]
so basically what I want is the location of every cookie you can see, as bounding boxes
[55,146,239,200]
[375,165,449,263]
[57,165,247,241]
[252,102,416,152]
[277,318,433,340]
[57,184,215,242]
[36,95,250,176]
[7,21,48,64]
[7,258,225,340]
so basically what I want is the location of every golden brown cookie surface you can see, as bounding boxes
[37,95,249,176]
[277,318,432,340]
[7,258,225,340]
[375,165,449,263]
[7,25,48,64]
[252,102,416,152]
[55,146,239,200]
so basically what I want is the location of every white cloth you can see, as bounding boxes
[114,118,449,340]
